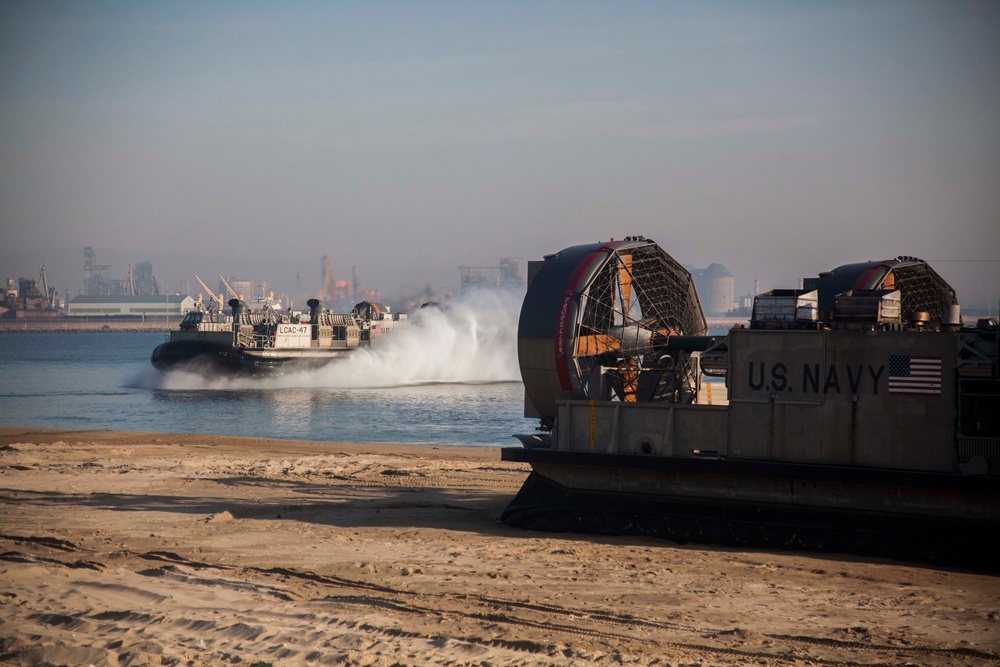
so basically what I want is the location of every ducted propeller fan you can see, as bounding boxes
[518,237,707,426]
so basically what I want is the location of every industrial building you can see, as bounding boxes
[83,247,161,297]
[66,295,196,319]
[1,266,61,319]
[459,258,522,292]
[220,277,254,301]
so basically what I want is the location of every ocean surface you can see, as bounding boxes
[0,292,538,447]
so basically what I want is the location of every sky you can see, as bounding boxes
[2,1,999,309]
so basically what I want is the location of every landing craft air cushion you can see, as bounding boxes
[501,237,999,568]
[151,297,406,374]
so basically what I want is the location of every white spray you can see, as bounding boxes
[149,288,524,391]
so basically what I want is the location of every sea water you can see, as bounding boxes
[0,290,537,447]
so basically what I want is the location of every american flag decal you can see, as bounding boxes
[888,355,942,395]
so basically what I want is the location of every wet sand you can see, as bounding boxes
[1,427,997,666]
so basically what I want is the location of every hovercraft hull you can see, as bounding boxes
[150,338,353,375]
[501,448,1000,570]
[502,238,1000,569]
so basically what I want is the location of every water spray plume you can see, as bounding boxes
[150,288,524,391]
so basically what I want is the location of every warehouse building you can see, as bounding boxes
[67,295,196,319]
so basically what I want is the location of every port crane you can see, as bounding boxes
[193,274,225,312]
[219,275,241,300]
[38,263,57,309]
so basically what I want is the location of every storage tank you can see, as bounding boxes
[689,264,735,315]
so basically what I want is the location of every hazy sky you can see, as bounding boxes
[2,1,998,307]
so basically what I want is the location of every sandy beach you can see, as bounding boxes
[1,428,997,666]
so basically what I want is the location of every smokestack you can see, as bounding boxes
[307,298,328,340]
[946,304,962,330]
[229,298,248,317]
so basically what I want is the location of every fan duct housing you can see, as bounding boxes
[518,238,707,424]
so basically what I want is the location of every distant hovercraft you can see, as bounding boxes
[150,298,405,374]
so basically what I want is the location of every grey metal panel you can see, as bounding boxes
[727,329,957,472]
[672,406,728,456]
[556,401,727,458]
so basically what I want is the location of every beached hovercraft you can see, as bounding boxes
[501,237,999,568]
[150,297,405,374]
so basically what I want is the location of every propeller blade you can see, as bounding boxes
[576,334,621,356]
[619,254,633,316]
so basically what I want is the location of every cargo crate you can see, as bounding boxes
[834,289,901,323]
[751,289,818,328]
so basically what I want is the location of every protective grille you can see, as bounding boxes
[887,262,957,326]
[574,242,705,404]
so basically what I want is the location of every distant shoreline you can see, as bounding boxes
[0,319,174,332]
[0,316,746,333]
[3,313,988,334]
